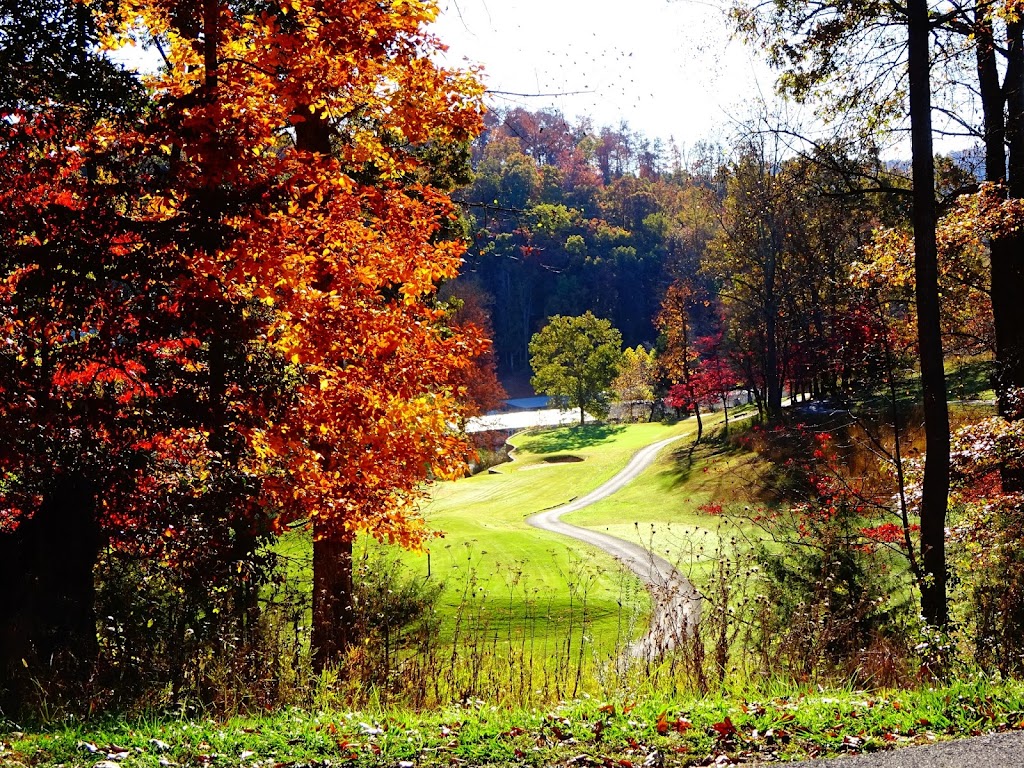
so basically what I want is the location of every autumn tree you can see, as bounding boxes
[657,279,705,431]
[0,0,487,707]
[130,0,483,670]
[703,147,798,420]
[612,345,657,421]
[529,312,623,424]
[0,0,163,709]
[443,279,509,416]
[695,333,740,431]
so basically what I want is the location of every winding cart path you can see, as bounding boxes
[525,433,702,659]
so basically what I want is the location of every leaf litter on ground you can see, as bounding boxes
[4,678,1024,768]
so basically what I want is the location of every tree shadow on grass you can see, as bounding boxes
[661,431,746,490]
[517,423,626,454]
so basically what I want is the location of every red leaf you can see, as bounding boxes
[655,711,669,735]
[712,717,737,739]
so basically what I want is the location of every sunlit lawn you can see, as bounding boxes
[276,412,775,658]
[410,419,701,655]
[561,408,770,587]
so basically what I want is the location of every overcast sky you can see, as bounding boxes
[431,0,777,150]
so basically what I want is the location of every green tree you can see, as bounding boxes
[529,313,623,424]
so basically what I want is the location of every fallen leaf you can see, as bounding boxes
[655,712,669,735]
[712,718,737,739]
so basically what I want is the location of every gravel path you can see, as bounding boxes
[525,433,703,659]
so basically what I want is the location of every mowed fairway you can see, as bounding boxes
[276,415,767,663]
[411,420,699,655]
[561,408,769,587]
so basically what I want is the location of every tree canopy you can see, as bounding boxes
[529,312,623,424]
[0,0,486,707]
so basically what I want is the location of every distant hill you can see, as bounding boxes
[887,144,987,181]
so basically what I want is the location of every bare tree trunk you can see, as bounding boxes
[988,18,1024,489]
[908,0,951,627]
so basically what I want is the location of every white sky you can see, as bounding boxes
[430,0,777,150]
[108,0,972,159]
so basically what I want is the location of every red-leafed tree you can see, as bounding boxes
[1,0,487,708]
[444,280,509,417]
[695,332,740,432]
[665,357,737,442]
[657,279,700,421]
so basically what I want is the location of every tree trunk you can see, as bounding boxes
[908,0,951,628]
[695,404,703,442]
[294,101,357,669]
[0,476,100,715]
[311,525,355,671]
[764,278,783,419]
[989,18,1024,489]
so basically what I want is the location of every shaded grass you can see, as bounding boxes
[519,423,628,453]
[946,356,996,401]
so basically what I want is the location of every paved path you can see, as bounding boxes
[754,729,1024,767]
[525,433,703,659]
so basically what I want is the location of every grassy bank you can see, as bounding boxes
[561,419,765,587]
[6,678,1024,767]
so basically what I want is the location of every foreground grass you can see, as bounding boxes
[6,678,1024,767]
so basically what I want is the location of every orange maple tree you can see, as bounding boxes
[104,0,488,666]
[1,0,487,695]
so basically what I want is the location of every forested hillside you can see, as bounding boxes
[454,108,991,412]
[455,110,719,371]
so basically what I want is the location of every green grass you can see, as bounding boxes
[401,420,703,654]
[272,419,707,667]
[7,677,1024,767]
[561,418,768,587]
[946,356,996,401]
[260,416,782,709]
